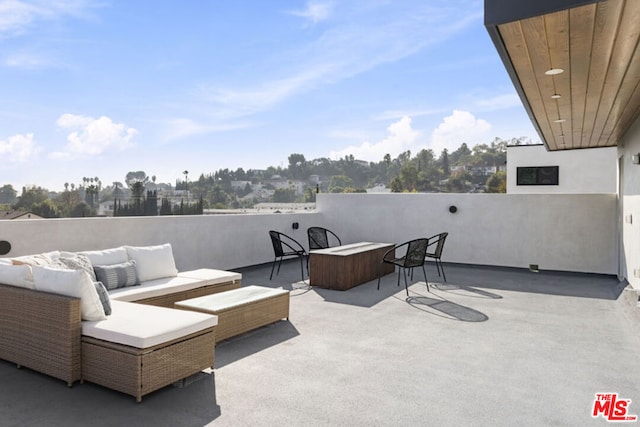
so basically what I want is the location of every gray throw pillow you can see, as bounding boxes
[93,260,139,290]
[57,254,97,281]
[93,281,112,316]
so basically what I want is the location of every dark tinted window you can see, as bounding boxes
[516,166,559,185]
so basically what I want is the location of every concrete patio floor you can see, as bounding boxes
[1,262,639,426]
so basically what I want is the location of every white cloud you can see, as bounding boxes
[161,117,257,143]
[0,0,96,38]
[0,133,41,163]
[4,52,49,69]
[374,107,448,121]
[430,110,491,154]
[202,65,332,115]
[0,1,37,35]
[55,113,137,156]
[288,1,332,24]
[196,3,482,126]
[329,116,420,161]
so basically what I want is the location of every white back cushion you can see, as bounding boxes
[0,264,34,289]
[80,247,128,266]
[125,243,178,282]
[32,266,106,321]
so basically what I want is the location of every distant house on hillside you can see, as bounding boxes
[0,211,43,220]
[231,181,251,190]
[264,178,307,197]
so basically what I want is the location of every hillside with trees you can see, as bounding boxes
[1,137,528,217]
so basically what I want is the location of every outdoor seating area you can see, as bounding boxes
[0,243,289,402]
[0,260,637,425]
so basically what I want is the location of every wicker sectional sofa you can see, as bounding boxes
[0,243,241,401]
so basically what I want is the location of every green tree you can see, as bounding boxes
[328,175,355,193]
[69,202,94,217]
[440,149,451,176]
[13,186,48,211]
[415,149,435,171]
[210,185,227,206]
[112,182,125,199]
[0,184,17,205]
[56,190,82,217]
[125,171,149,189]
[486,171,507,193]
[447,169,472,192]
[32,199,60,218]
[287,153,308,180]
[390,176,403,192]
[273,188,296,202]
[304,187,317,202]
[130,181,145,205]
[399,165,419,191]
[449,143,472,166]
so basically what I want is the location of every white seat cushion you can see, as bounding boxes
[108,275,206,302]
[82,300,217,348]
[177,268,242,286]
[109,269,242,302]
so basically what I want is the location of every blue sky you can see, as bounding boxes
[0,0,539,191]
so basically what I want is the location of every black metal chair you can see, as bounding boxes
[307,226,342,250]
[426,232,448,282]
[377,238,429,296]
[269,230,308,282]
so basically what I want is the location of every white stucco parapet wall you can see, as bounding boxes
[0,192,618,276]
[316,192,617,275]
[506,144,617,194]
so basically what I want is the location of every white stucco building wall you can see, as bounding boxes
[507,144,617,194]
[618,117,640,289]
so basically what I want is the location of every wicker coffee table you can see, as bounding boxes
[175,286,290,343]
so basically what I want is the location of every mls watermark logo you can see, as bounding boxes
[592,393,637,422]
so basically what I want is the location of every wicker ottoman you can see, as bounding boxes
[175,285,290,343]
[81,301,217,402]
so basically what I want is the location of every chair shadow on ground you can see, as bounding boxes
[402,283,490,322]
[429,282,503,299]
[214,319,300,368]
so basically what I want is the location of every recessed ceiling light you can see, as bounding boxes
[545,68,564,75]
[554,119,566,123]
[551,94,561,99]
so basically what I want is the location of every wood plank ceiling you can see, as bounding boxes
[497,0,640,150]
